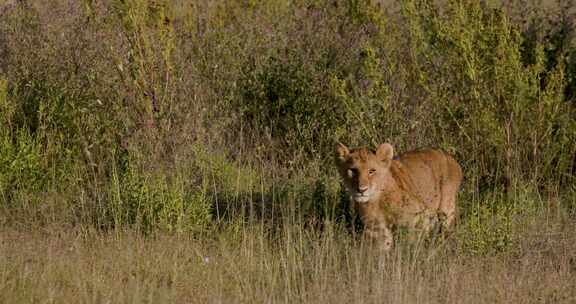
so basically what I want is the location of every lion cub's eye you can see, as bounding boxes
[347,168,357,177]
[368,169,376,175]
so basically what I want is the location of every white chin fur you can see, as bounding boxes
[353,194,370,203]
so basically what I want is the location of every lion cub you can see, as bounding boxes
[335,143,463,251]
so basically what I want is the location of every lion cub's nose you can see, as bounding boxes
[358,185,369,193]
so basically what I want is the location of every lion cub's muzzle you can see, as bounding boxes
[351,184,374,203]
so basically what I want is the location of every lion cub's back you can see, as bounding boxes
[397,148,463,202]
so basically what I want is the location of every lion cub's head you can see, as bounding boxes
[335,143,394,203]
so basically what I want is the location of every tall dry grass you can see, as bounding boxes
[1,212,575,304]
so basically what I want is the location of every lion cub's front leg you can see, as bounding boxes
[363,222,394,252]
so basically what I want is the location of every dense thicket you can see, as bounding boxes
[0,0,574,235]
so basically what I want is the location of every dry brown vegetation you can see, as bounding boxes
[1,216,575,303]
[0,0,575,303]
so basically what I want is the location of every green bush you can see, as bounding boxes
[0,130,45,203]
[0,0,574,239]
[459,201,515,255]
[108,152,212,233]
[0,79,79,216]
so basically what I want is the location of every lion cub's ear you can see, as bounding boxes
[376,143,394,161]
[335,142,350,162]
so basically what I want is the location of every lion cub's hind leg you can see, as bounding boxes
[438,179,461,234]
[438,153,463,234]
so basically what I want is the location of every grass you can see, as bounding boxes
[1,209,575,304]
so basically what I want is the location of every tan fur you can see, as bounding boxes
[335,143,463,251]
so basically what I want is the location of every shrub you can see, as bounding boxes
[107,151,212,233]
[0,0,574,235]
